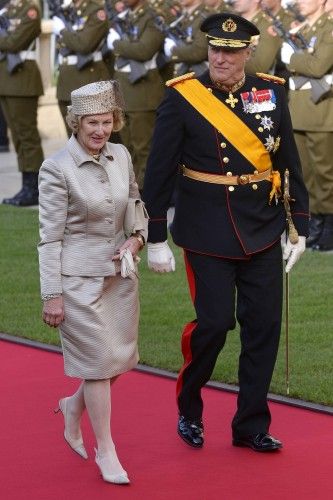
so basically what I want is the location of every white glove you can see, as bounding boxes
[281,231,306,273]
[147,241,175,273]
[164,37,177,58]
[280,42,295,64]
[107,28,121,50]
[52,16,66,36]
[119,248,140,280]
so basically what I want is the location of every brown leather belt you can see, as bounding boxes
[182,165,271,186]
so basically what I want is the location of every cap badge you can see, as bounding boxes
[222,18,237,33]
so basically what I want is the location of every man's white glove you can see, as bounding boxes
[280,42,295,64]
[281,231,306,273]
[52,16,66,36]
[107,28,121,50]
[164,37,177,58]
[147,241,175,273]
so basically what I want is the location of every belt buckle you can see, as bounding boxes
[238,174,250,185]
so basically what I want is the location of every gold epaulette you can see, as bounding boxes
[166,72,196,87]
[256,72,286,85]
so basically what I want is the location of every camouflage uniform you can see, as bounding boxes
[55,0,110,136]
[0,0,44,206]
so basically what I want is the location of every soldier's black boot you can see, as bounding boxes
[306,213,325,248]
[313,215,333,252]
[2,172,39,206]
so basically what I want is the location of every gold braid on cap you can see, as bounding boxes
[206,35,251,48]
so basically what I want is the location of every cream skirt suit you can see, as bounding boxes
[38,136,148,379]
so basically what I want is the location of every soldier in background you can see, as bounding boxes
[107,0,165,190]
[281,0,333,251]
[163,0,211,78]
[51,0,110,136]
[0,0,44,206]
[203,0,229,12]
[325,0,333,17]
[232,0,292,78]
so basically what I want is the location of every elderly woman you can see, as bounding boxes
[38,81,148,485]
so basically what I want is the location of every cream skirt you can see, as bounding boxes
[59,274,139,379]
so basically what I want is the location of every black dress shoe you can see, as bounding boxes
[177,415,204,448]
[233,433,282,452]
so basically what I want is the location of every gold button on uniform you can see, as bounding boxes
[255,114,261,119]
[223,157,229,163]
[228,186,235,191]
[226,171,232,176]
[252,184,258,190]
[221,142,226,148]
[258,127,263,132]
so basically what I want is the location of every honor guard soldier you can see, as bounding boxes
[281,0,333,251]
[143,13,309,452]
[0,0,44,206]
[163,0,211,78]
[232,0,293,79]
[325,0,333,18]
[106,0,165,190]
[203,0,230,12]
[51,0,110,136]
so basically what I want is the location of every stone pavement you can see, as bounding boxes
[0,89,67,204]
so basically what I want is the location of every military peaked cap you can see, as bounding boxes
[201,13,260,49]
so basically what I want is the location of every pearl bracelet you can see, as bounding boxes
[42,293,62,301]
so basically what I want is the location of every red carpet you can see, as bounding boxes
[1,340,332,500]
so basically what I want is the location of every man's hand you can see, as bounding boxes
[147,241,175,273]
[281,232,306,273]
[42,296,64,328]
[280,42,295,64]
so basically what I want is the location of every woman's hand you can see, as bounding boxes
[42,296,64,328]
[112,235,143,261]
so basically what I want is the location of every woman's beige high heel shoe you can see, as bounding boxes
[95,448,130,485]
[54,397,88,459]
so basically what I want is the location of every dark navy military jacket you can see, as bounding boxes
[143,71,309,258]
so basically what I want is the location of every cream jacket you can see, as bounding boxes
[38,136,148,296]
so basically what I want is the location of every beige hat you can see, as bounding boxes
[70,80,125,116]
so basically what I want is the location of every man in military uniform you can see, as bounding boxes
[106,0,165,189]
[0,0,44,206]
[143,13,308,451]
[203,0,229,12]
[163,0,211,78]
[232,0,292,79]
[281,0,333,251]
[51,0,110,136]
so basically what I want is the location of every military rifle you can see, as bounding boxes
[47,0,94,70]
[153,11,208,77]
[262,6,330,103]
[285,1,306,23]
[109,10,148,84]
[0,12,23,74]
